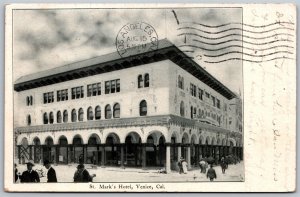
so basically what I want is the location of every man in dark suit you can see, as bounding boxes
[20,160,40,183]
[44,159,57,182]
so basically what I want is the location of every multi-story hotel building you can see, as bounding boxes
[14,39,243,173]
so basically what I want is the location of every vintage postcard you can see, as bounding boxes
[4,4,296,192]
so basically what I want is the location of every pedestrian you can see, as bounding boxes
[199,159,205,173]
[73,164,95,182]
[43,159,57,182]
[207,165,217,182]
[220,157,227,174]
[182,159,188,174]
[202,159,208,173]
[20,160,40,183]
[177,157,184,174]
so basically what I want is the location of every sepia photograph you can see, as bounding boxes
[5,3,296,192]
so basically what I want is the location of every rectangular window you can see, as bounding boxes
[205,92,210,99]
[217,99,220,109]
[71,86,84,99]
[87,83,101,97]
[97,83,101,95]
[190,83,196,97]
[43,92,54,104]
[105,79,120,94]
[57,89,68,102]
[198,88,203,100]
[212,96,216,107]
[87,85,92,97]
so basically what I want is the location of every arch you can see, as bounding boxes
[71,109,77,122]
[43,112,48,124]
[191,134,198,144]
[180,101,185,117]
[144,73,149,87]
[113,103,120,118]
[49,112,54,124]
[199,135,205,145]
[95,106,101,120]
[87,133,101,145]
[222,138,227,146]
[217,138,221,145]
[138,74,143,88]
[105,132,120,144]
[57,111,62,123]
[227,138,236,146]
[87,106,94,120]
[146,131,166,145]
[139,100,147,116]
[105,104,112,119]
[44,136,54,146]
[205,136,211,145]
[18,137,29,146]
[73,134,83,145]
[63,110,68,123]
[181,132,190,144]
[211,137,216,145]
[170,131,180,143]
[32,137,41,145]
[78,108,84,121]
[124,131,142,144]
[57,135,68,145]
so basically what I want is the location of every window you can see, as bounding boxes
[87,83,101,97]
[43,92,54,104]
[87,107,93,120]
[43,112,48,124]
[63,110,68,123]
[205,92,210,99]
[78,108,84,121]
[105,105,112,119]
[26,96,33,106]
[57,111,62,123]
[95,106,101,120]
[190,106,193,119]
[71,86,84,99]
[138,75,143,88]
[113,103,120,118]
[27,115,31,126]
[178,75,184,89]
[212,96,216,107]
[180,101,185,117]
[139,100,147,116]
[216,99,221,109]
[105,79,120,94]
[144,73,149,87]
[71,109,77,122]
[49,112,54,124]
[198,88,203,100]
[57,89,68,101]
[190,83,196,97]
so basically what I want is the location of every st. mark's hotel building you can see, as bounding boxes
[14,39,243,173]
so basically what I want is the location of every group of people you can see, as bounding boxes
[15,159,95,183]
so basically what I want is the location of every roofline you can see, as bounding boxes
[14,39,237,99]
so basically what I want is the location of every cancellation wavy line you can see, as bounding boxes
[180,21,294,28]
[203,50,293,58]
[179,44,294,52]
[178,26,294,35]
[178,32,294,40]
[203,56,293,64]
[192,38,293,46]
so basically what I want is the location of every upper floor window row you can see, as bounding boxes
[178,75,184,90]
[105,79,120,94]
[138,73,149,88]
[43,92,54,104]
[87,82,101,97]
[57,89,68,102]
[72,86,84,99]
[26,96,33,106]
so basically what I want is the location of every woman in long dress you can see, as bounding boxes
[182,159,188,174]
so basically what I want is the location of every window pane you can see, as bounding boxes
[95,106,101,120]
[144,74,149,87]
[105,81,110,94]
[97,83,101,95]
[105,105,111,119]
[113,103,120,118]
[111,80,116,93]
[116,79,120,92]
[87,85,92,97]
[138,75,143,88]
[63,111,68,123]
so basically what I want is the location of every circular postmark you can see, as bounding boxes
[116,22,158,57]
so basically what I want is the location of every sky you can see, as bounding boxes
[13,8,243,95]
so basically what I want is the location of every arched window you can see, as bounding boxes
[113,103,120,118]
[43,112,48,124]
[180,101,185,117]
[57,111,62,123]
[87,107,93,120]
[138,75,143,88]
[27,115,31,125]
[78,108,84,121]
[95,106,101,120]
[105,105,112,119]
[71,109,77,122]
[139,100,147,116]
[49,112,54,124]
[144,73,149,87]
[63,110,68,123]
